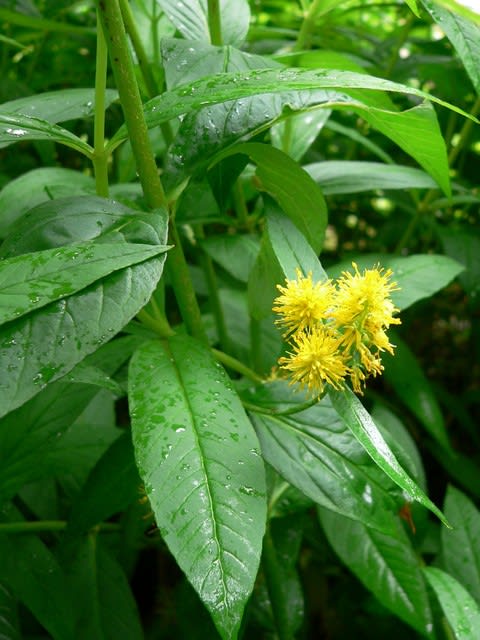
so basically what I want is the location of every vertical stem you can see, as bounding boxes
[232,179,249,228]
[96,0,167,210]
[447,95,480,167]
[294,0,322,51]
[250,316,263,373]
[119,0,173,145]
[96,0,207,342]
[168,220,208,342]
[384,13,414,78]
[207,0,222,46]
[93,13,109,197]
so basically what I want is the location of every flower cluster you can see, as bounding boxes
[273,263,401,396]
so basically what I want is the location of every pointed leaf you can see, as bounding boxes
[0,241,169,325]
[129,337,267,639]
[0,113,92,154]
[319,508,434,636]
[329,388,449,526]
[424,567,480,640]
[246,381,401,535]
[442,485,480,604]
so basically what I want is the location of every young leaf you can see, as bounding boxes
[128,337,267,640]
[319,508,434,636]
[424,567,480,640]
[441,485,480,604]
[329,388,449,526]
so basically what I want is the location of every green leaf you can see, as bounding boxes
[246,381,401,535]
[271,110,331,161]
[0,583,20,640]
[157,0,250,46]
[0,168,95,238]
[439,227,480,301]
[108,67,467,194]
[328,253,464,311]
[1,88,119,125]
[217,142,328,254]
[0,241,169,325]
[65,537,144,640]
[66,432,140,535]
[441,485,480,604]
[0,202,168,416]
[201,234,260,283]
[248,202,326,322]
[383,333,451,450]
[0,112,92,154]
[0,336,141,505]
[305,161,437,195]
[424,567,480,640]
[0,522,74,640]
[128,337,267,640]
[421,0,480,94]
[329,388,449,526]
[319,508,434,636]
[424,0,480,27]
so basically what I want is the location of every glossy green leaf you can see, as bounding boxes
[65,537,143,640]
[383,333,451,450]
[442,485,480,604]
[216,142,327,253]
[0,168,95,237]
[0,523,74,640]
[128,336,267,640]
[201,234,260,283]
[1,88,118,125]
[0,112,92,154]
[0,336,141,505]
[425,0,480,27]
[0,241,169,326]
[107,67,467,194]
[245,381,401,535]
[328,253,464,311]
[421,0,480,93]
[424,567,480,639]
[248,202,326,321]
[305,161,437,194]
[319,508,434,636]
[157,0,250,46]
[329,388,449,526]
[0,200,168,416]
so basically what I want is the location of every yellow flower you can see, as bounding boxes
[273,269,335,336]
[278,326,349,397]
[332,262,401,354]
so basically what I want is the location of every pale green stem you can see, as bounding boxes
[294,0,322,51]
[207,0,222,46]
[212,348,263,384]
[93,12,109,197]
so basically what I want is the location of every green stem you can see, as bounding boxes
[232,179,250,229]
[196,226,229,350]
[119,0,173,146]
[0,521,120,534]
[168,220,208,342]
[384,13,414,78]
[250,316,263,373]
[93,12,109,197]
[96,0,167,210]
[447,95,480,167]
[136,308,174,337]
[294,0,322,52]
[262,529,291,640]
[207,0,222,46]
[242,396,319,416]
[212,348,263,384]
